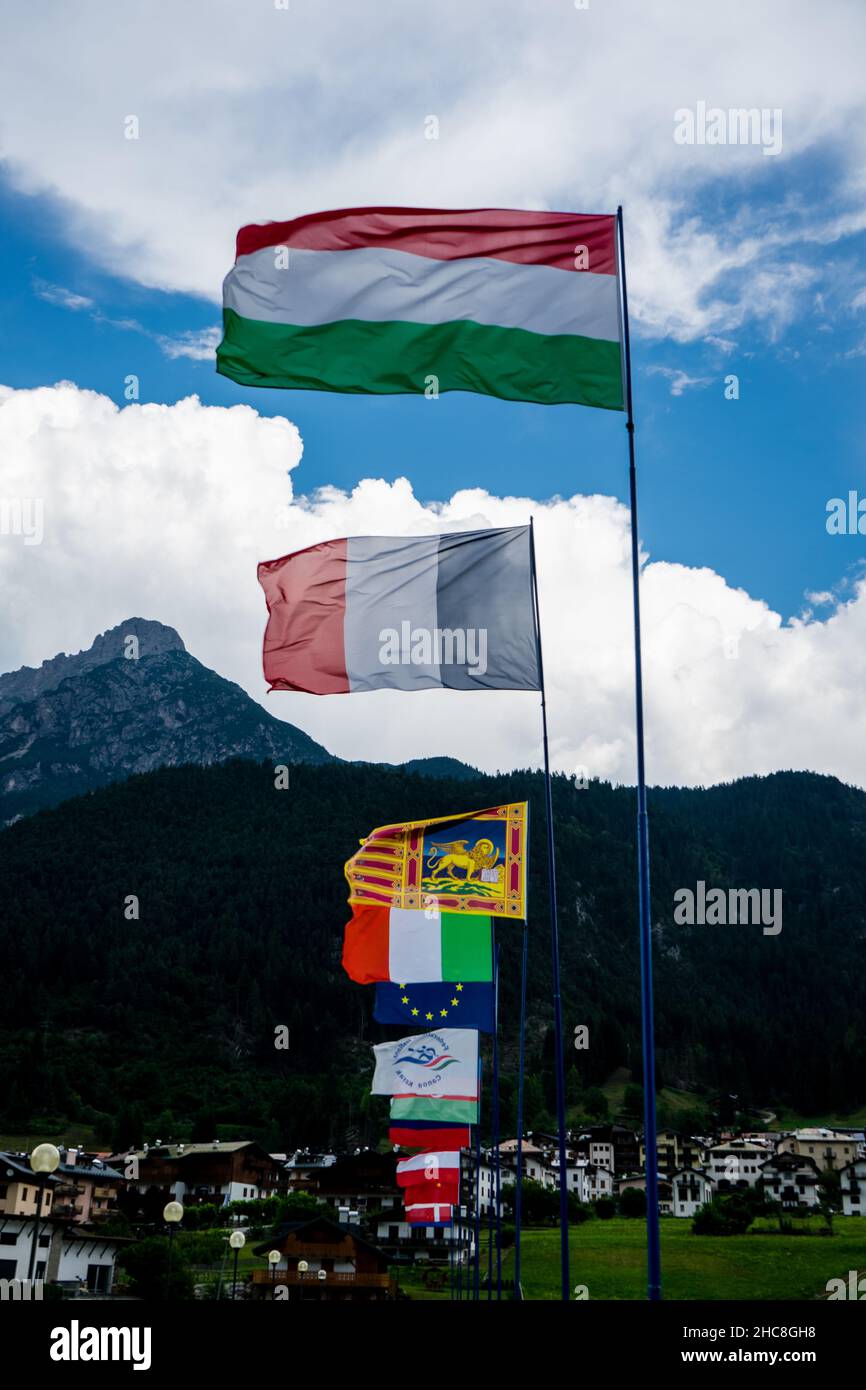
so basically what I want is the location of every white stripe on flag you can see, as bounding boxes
[397,1151,460,1178]
[225,245,621,341]
[388,906,441,982]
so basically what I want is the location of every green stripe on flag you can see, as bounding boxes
[217,309,624,409]
[390,1097,479,1123]
[440,913,492,981]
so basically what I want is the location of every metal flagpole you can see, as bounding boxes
[513,921,528,1299]
[529,516,570,1302]
[473,1056,483,1300]
[616,204,661,1302]
[492,940,503,1300]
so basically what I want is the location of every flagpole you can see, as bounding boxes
[513,920,528,1299]
[529,516,570,1303]
[492,940,503,1300]
[487,943,496,1299]
[616,204,661,1302]
[473,1056,483,1301]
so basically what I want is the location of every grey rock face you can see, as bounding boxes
[0,619,334,820]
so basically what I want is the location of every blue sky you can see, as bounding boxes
[2,0,866,786]
[3,177,864,624]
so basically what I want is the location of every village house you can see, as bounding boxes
[251,1215,395,1301]
[839,1157,866,1217]
[672,1167,713,1218]
[570,1125,640,1176]
[577,1162,615,1203]
[0,1153,57,1219]
[641,1130,706,1178]
[759,1153,821,1209]
[706,1139,772,1191]
[776,1128,859,1173]
[0,1216,127,1294]
[51,1149,125,1223]
[114,1140,285,1212]
[617,1174,673,1215]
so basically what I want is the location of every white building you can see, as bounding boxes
[839,1158,866,1217]
[759,1153,821,1209]
[672,1167,713,1218]
[706,1140,771,1192]
[0,1218,124,1294]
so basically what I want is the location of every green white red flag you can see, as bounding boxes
[217,206,624,409]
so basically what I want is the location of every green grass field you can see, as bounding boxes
[403,1218,866,1301]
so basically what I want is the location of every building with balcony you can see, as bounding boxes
[114,1140,285,1215]
[672,1167,713,1218]
[0,1154,57,1218]
[251,1215,395,1301]
[776,1129,859,1173]
[759,1153,821,1209]
[839,1157,866,1217]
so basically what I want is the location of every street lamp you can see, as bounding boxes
[163,1200,184,1292]
[28,1144,60,1283]
[268,1248,280,1290]
[229,1229,246,1300]
[298,1257,308,1302]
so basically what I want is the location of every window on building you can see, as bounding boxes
[0,1233,17,1246]
[0,1259,18,1279]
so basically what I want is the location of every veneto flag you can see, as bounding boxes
[217,206,624,410]
[345,802,529,920]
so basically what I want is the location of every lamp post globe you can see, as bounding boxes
[268,1248,280,1286]
[29,1143,61,1175]
[163,1201,184,1223]
[27,1143,60,1285]
[229,1229,245,1301]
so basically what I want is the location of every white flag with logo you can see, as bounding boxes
[371,1028,479,1097]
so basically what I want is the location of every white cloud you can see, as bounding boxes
[2,1,866,342]
[33,280,93,312]
[157,327,222,361]
[645,366,713,396]
[2,382,866,790]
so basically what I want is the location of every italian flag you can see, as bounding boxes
[342,904,492,985]
[217,206,624,410]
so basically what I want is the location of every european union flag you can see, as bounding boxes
[374,981,495,1033]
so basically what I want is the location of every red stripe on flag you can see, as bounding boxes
[389,1127,469,1150]
[257,539,349,694]
[236,206,617,275]
[403,1181,459,1206]
[341,904,390,983]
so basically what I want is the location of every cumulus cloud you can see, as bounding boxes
[2,1,866,342]
[2,382,865,789]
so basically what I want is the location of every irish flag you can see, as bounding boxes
[217,206,624,410]
[343,904,492,985]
